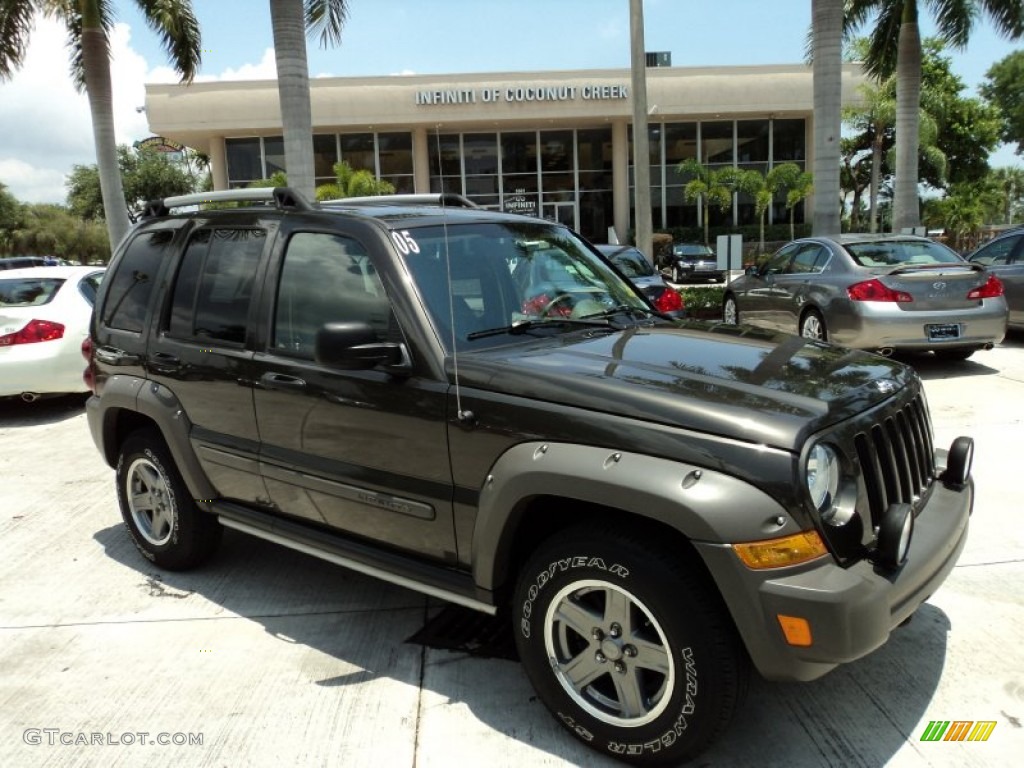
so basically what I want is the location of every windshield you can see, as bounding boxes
[673,244,713,259]
[845,239,963,268]
[398,222,649,350]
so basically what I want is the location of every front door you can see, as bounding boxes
[251,226,456,562]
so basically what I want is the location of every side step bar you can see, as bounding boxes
[211,501,496,615]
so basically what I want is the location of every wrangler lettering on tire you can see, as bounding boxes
[514,525,747,765]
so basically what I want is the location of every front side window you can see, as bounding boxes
[167,229,264,344]
[763,244,798,275]
[788,245,829,274]
[273,232,392,358]
[969,235,1021,266]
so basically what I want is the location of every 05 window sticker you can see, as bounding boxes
[391,230,420,255]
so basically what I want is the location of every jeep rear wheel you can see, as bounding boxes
[116,428,222,571]
[513,526,747,765]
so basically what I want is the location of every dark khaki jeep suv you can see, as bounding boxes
[85,188,974,765]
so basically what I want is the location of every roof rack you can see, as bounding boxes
[140,186,313,219]
[320,193,479,209]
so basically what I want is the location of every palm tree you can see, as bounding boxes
[269,0,349,201]
[315,160,395,200]
[677,158,736,246]
[989,166,1024,224]
[0,1,201,250]
[845,0,1024,233]
[812,0,845,236]
[733,164,806,255]
[770,164,814,240]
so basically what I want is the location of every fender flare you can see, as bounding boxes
[94,375,217,501]
[472,441,800,592]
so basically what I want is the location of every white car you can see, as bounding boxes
[0,266,105,400]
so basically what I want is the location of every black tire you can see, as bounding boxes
[116,428,222,570]
[799,309,827,342]
[513,526,748,766]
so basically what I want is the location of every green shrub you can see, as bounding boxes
[679,286,725,319]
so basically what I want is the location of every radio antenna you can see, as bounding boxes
[435,126,471,423]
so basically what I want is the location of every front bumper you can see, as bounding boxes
[695,476,972,682]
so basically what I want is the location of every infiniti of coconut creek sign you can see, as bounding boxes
[415,84,630,105]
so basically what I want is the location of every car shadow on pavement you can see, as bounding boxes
[899,353,1001,380]
[0,394,88,427]
[92,521,952,767]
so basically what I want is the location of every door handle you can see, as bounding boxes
[259,372,307,391]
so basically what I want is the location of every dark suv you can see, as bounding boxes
[85,188,975,765]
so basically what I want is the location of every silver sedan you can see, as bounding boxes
[722,234,1008,360]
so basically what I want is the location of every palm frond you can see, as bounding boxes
[305,0,348,48]
[135,0,202,82]
[0,0,38,79]
[930,0,976,48]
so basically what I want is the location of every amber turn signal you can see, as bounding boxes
[732,530,828,569]
[777,615,813,646]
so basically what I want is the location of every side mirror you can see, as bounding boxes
[745,264,759,276]
[315,322,406,370]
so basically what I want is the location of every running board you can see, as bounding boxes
[211,502,496,615]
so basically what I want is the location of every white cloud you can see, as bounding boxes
[0,17,278,206]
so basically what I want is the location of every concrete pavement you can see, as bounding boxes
[1,335,1023,767]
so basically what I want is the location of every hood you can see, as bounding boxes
[456,322,913,451]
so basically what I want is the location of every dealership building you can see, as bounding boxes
[145,63,865,243]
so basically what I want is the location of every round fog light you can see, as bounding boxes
[877,503,914,570]
[944,436,974,487]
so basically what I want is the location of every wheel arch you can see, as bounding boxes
[473,442,800,599]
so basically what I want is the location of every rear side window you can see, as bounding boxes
[103,230,174,331]
[0,278,65,307]
[166,228,265,344]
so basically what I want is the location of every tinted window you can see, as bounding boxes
[167,229,264,344]
[0,278,64,306]
[764,244,798,275]
[608,249,655,277]
[103,230,173,331]
[273,232,392,359]
[788,245,828,274]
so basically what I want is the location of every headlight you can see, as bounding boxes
[806,443,840,512]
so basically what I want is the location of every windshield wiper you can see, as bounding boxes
[466,316,614,341]
[581,304,661,322]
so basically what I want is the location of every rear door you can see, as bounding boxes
[145,219,273,506]
[252,221,456,562]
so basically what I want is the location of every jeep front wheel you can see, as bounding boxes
[513,526,747,765]
[116,428,222,570]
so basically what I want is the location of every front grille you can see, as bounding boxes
[854,394,936,529]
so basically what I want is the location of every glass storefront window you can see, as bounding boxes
[378,132,413,176]
[737,120,769,163]
[225,138,262,185]
[577,129,612,171]
[313,134,338,183]
[540,130,573,173]
[702,121,733,166]
[773,119,805,162]
[430,133,461,176]
[501,132,537,175]
[263,137,285,177]
[340,133,375,172]
[463,133,498,175]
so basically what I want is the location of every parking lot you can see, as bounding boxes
[2,335,1023,768]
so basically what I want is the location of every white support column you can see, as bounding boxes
[612,120,629,243]
[413,127,431,193]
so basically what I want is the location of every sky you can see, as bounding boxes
[1,0,1021,205]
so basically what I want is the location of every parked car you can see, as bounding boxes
[0,256,53,270]
[722,234,1007,360]
[0,266,105,400]
[594,243,684,315]
[86,189,974,765]
[965,227,1023,330]
[667,242,725,283]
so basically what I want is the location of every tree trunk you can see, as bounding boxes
[270,0,316,200]
[893,8,922,232]
[81,20,131,249]
[811,0,843,236]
